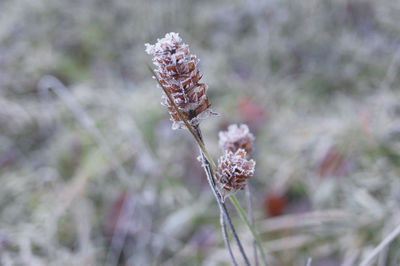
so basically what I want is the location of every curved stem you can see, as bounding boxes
[246,186,259,266]
[220,210,238,266]
[230,195,268,266]
[195,126,250,266]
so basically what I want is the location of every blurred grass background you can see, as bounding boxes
[2,0,400,265]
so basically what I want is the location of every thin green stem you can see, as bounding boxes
[230,195,268,266]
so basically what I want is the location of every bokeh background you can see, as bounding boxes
[2,0,400,265]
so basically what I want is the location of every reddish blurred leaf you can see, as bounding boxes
[103,191,132,238]
[317,147,350,178]
[360,109,371,135]
[263,191,287,217]
[238,98,267,130]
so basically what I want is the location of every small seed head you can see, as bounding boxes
[218,124,254,155]
[146,32,216,129]
[215,149,256,201]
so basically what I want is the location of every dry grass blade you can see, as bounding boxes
[359,223,400,266]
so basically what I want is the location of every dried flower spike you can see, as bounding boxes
[216,149,256,201]
[145,32,216,130]
[219,124,255,155]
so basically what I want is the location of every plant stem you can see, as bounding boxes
[220,207,239,266]
[195,126,250,266]
[246,186,259,266]
[149,67,265,265]
[230,195,268,266]
[359,223,400,266]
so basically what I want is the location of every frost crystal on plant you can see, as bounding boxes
[215,149,256,201]
[219,124,254,155]
[145,32,216,130]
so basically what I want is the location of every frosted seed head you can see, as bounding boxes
[218,124,255,155]
[145,32,217,129]
[215,149,256,201]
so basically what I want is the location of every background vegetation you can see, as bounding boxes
[1,0,400,265]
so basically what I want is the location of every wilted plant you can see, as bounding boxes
[146,32,267,266]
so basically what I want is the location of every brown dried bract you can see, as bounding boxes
[146,32,216,129]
